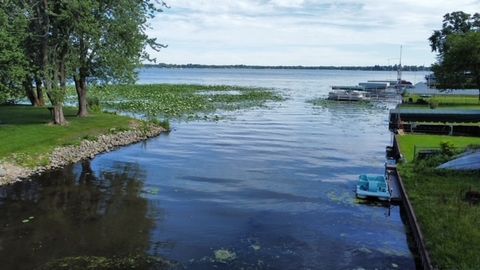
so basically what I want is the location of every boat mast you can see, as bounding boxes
[397,45,402,84]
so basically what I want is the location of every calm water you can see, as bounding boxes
[0,69,428,269]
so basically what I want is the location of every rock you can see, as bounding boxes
[0,124,165,185]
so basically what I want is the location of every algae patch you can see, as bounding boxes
[214,249,237,263]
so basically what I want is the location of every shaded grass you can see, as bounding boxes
[74,84,283,119]
[397,134,480,161]
[399,159,480,270]
[0,105,133,167]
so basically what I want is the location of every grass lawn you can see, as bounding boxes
[397,129,480,269]
[399,161,480,269]
[400,94,480,110]
[398,103,480,110]
[403,94,480,104]
[396,134,480,161]
[0,105,134,167]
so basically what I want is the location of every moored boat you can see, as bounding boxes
[356,174,391,200]
[327,89,369,101]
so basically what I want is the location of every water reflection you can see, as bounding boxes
[0,160,162,269]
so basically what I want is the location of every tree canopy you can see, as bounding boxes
[429,11,480,55]
[430,11,480,99]
[0,1,29,102]
[432,32,480,90]
[0,0,166,123]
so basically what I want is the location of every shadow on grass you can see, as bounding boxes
[0,105,77,125]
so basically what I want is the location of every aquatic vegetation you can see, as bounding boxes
[327,190,356,206]
[39,255,171,270]
[76,84,283,120]
[213,249,237,263]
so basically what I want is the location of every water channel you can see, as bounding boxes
[0,69,428,269]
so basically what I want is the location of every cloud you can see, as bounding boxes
[146,0,480,65]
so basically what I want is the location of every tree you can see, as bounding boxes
[0,1,29,103]
[34,0,71,125]
[429,11,480,100]
[69,0,167,117]
[433,32,480,100]
[429,11,479,55]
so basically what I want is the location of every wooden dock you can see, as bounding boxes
[386,167,402,203]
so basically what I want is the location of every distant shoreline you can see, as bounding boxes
[143,63,430,72]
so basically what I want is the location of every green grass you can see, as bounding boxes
[397,134,480,269]
[68,84,284,120]
[397,134,480,161]
[398,103,480,110]
[399,160,480,270]
[0,105,134,168]
[401,94,480,110]
[1,84,283,168]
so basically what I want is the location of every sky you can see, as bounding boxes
[146,0,480,66]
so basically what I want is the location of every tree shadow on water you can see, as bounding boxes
[0,160,171,270]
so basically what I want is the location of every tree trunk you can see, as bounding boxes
[35,78,45,106]
[24,77,39,106]
[75,77,88,117]
[53,104,66,125]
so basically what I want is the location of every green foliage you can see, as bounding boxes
[429,11,480,55]
[84,84,283,119]
[433,32,480,90]
[439,140,456,156]
[148,118,170,131]
[428,99,439,109]
[87,96,101,112]
[0,1,29,102]
[416,98,428,105]
[430,12,480,96]
[400,94,480,109]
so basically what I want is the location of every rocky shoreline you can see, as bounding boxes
[0,124,166,185]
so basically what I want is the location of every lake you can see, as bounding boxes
[0,68,429,269]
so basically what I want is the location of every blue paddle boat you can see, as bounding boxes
[356,174,391,201]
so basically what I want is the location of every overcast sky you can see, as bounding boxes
[146,0,480,66]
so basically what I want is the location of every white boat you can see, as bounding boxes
[327,89,369,101]
[359,82,390,90]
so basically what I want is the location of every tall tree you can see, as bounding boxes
[33,0,72,125]
[429,11,479,55]
[0,1,29,103]
[429,11,480,100]
[433,32,480,100]
[69,0,167,117]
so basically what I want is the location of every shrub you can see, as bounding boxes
[439,141,456,156]
[416,98,428,105]
[87,96,101,112]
